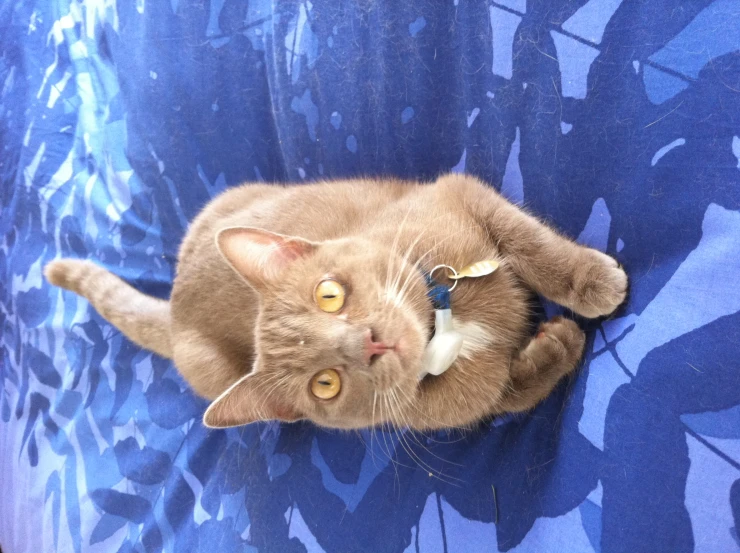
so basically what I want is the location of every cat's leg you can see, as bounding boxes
[495,317,585,413]
[45,259,172,358]
[438,174,628,318]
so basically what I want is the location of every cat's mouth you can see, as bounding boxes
[364,328,396,365]
[364,318,425,369]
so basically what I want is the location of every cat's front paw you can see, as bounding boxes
[569,249,628,318]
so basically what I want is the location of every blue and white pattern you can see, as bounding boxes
[1,1,739,551]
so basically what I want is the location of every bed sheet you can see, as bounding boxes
[1,1,740,552]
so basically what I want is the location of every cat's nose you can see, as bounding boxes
[363,329,391,365]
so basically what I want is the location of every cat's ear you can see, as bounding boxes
[216,227,317,288]
[202,370,301,428]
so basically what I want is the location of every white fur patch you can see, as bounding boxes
[453,318,494,359]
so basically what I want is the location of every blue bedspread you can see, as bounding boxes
[2,1,739,552]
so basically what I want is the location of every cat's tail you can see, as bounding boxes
[44,259,172,358]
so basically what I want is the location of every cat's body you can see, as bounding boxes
[45,174,627,431]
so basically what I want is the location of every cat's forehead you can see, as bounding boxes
[310,239,389,270]
[258,312,347,368]
[269,260,385,305]
[260,305,347,343]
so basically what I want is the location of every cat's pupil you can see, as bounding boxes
[323,295,336,299]
[319,380,330,386]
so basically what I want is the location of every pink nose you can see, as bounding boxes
[364,330,391,364]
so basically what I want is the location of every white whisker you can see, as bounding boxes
[384,390,461,486]
[385,207,414,299]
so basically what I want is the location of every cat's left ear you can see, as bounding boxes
[203,370,302,428]
[216,227,317,289]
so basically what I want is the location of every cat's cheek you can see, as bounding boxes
[396,336,420,362]
[312,388,369,428]
[396,321,428,366]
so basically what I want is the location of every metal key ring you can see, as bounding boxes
[429,264,458,292]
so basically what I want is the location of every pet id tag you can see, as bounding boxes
[420,308,464,378]
[419,260,499,379]
[448,259,499,280]
[419,265,465,379]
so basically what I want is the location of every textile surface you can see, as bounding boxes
[1,0,739,551]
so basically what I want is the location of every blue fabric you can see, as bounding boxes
[1,1,739,552]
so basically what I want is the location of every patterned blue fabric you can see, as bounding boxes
[1,0,739,551]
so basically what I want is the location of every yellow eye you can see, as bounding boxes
[311,369,341,399]
[315,279,345,313]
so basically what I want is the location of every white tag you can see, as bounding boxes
[419,309,464,378]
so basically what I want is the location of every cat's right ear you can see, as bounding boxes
[216,227,317,289]
[202,370,302,428]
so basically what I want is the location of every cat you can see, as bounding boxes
[44,173,628,431]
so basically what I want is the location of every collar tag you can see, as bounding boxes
[419,309,463,379]
[419,259,498,379]
[449,259,500,280]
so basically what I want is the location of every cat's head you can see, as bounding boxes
[202,227,432,429]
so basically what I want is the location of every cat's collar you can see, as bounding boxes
[424,272,451,310]
[419,260,499,379]
[419,265,461,379]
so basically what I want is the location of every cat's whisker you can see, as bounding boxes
[389,387,430,453]
[383,391,461,486]
[375,393,395,464]
[389,386,464,471]
[377,394,407,479]
[354,430,381,471]
[390,251,425,310]
[383,217,481,312]
[372,391,378,430]
[390,229,426,300]
[384,223,428,308]
[394,248,435,309]
[397,379,471,434]
[385,207,414,298]
[385,398,417,475]
[387,223,483,311]
[389,386,433,447]
[380,392,406,478]
[369,391,379,467]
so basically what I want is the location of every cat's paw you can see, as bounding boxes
[512,317,585,381]
[569,249,628,319]
[535,317,586,368]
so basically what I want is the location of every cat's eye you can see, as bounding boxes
[311,369,341,399]
[315,279,345,313]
